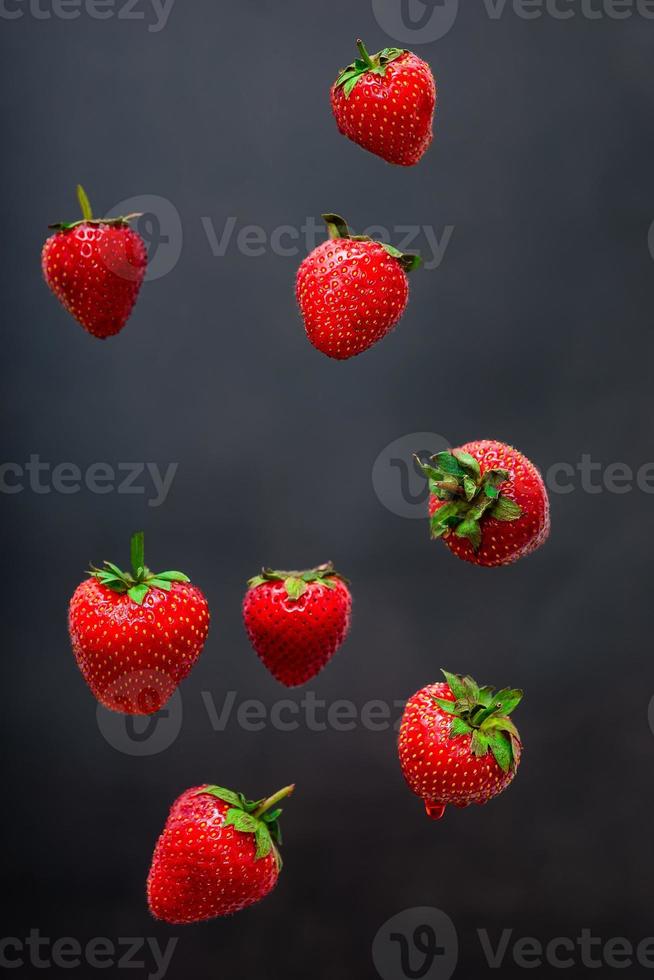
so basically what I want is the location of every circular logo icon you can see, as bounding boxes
[372,907,459,980]
[96,670,183,757]
[372,431,450,519]
[372,0,460,44]
[107,194,183,281]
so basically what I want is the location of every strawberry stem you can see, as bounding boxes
[253,784,295,819]
[322,213,350,240]
[77,184,93,221]
[356,38,374,69]
[130,531,146,578]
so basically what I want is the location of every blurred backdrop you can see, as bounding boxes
[2,1,654,977]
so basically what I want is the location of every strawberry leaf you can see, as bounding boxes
[441,670,467,700]
[493,688,523,714]
[488,732,514,773]
[490,497,523,522]
[471,730,490,757]
[254,825,273,860]
[198,786,244,808]
[433,697,458,715]
[451,717,472,737]
[284,577,308,601]
[127,584,149,606]
[224,809,259,834]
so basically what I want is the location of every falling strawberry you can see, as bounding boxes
[242,563,352,687]
[68,531,209,714]
[296,213,421,360]
[416,440,550,567]
[398,670,523,821]
[42,185,147,338]
[331,40,436,167]
[147,783,294,923]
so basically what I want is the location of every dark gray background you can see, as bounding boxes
[2,1,654,977]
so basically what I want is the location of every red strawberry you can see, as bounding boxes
[243,563,352,687]
[399,670,523,820]
[42,185,147,338]
[68,531,209,714]
[416,440,550,567]
[296,213,421,360]
[147,783,294,923]
[331,40,436,167]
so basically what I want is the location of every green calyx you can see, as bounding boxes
[416,450,523,552]
[89,531,190,606]
[334,39,406,98]
[322,213,422,273]
[197,784,295,871]
[435,669,523,773]
[248,562,347,602]
[49,184,142,231]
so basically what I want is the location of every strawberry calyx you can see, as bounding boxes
[435,669,523,774]
[48,184,143,231]
[415,450,523,552]
[322,213,422,273]
[334,39,406,98]
[89,531,190,607]
[197,784,295,871]
[247,562,347,601]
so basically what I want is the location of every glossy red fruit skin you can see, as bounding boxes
[398,683,521,812]
[42,222,147,338]
[68,579,210,714]
[243,579,352,687]
[147,786,279,924]
[331,52,436,166]
[430,440,550,567]
[296,238,409,360]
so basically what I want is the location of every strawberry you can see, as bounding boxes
[42,185,147,338]
[416,440,550,567]
[398,670,523,820]
[242,563,352,687]
[147,783,294,924]
[296,213,421,360]
[331,40,436,167]
[68,531,209,715]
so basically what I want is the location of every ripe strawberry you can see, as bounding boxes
[331,40,436,167]
[416,440,550,567]
[296,213,421,360]
[243,563,352,687]
[147,783,294,923]
[42,185,147,338]
[68,531,209,714]
[399,670,523,820]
